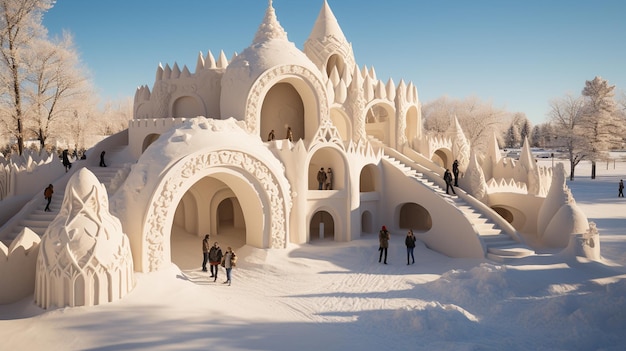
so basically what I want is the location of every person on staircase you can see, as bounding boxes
[44,184,54,212]
[99,150,107,167]
[444,169,456,195]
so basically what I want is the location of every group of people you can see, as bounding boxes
[316,167,334,190]
[267,126,294,142]
[443,159,460,195]
[202,235,237,286]
[378,225,417,265]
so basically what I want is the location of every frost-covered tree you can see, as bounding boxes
[24,32,94,150]
[531,125,541,147]
[548,94,587,180]
[520,119,531,143]
[422,95,510,153]
[580,76,620,179]
[0,0,53,155]
[504,124,520,148]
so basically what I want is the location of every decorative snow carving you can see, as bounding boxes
[35,169,135,309]
[464,150,488,202]
[448,116,470,171]
[145,149,289,272]
[245,64,329,134]
[537,163,589,248]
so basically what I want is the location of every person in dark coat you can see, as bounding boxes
[378,225,390,264]
[44,184,54,212]
[405,229,416,265]
[317,167,327,190]
[201,234,210,272]
[62,149,71,172]
[99,150,107,167]
[208,242,223,282]
[452,160,460,186]
[619,179,624,198]
[267,129,275,141]
[286,126,293,142]
[444,169,456,195]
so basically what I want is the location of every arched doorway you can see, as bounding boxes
[361,210,373,234]
[398,203,432,232]
[260,83,304,142]
[169,176,247,270]
[142,133,160,153]
[309,210,335,241]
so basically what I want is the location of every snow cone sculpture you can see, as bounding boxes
[536,163,589,248]
[35,169,134,308]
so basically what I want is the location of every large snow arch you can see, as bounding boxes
[141,149,290,272]
[245,65,329,141]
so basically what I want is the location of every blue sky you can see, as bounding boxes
[42,0,625,125]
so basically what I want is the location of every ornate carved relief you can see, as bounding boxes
[144,150,288,272]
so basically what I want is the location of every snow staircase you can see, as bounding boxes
[2,147,129,243]
[382,154,533,261]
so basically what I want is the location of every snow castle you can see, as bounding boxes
[0,0,596,307]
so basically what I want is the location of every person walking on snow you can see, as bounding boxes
[99,150,107,167]
[378,225,390,264]
[208,242,223,282]
[201,234,210,272]
[452,160,460,186]
[619,179,624,198]
[405,229,416,265]
[221,247,237,286]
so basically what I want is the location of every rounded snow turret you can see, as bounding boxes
[220,0,324,132]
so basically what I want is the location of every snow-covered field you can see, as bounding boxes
[1,158,625,351]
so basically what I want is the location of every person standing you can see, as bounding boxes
[325,168,333,190]
[378,225,390,264]
[62,149,72,172]
[405,229,416,265]
[221,247,237,286]
[317,167,327,190]
[267,129,275,141]
[201,234,210,272]
[444,169,456,195]
[44,184,54,212]
[286,126,293,142]
[99,151,107,167]
[452,160,460,186]
[208,242,223,281]
[619,179,624,198]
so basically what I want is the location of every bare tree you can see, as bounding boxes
[580,76,620,179]
[24,32,93,150]
[548,94,587,180]
[422,95,510,153]
[0,0,53,154]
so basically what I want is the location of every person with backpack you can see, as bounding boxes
[208,242,223,282]
[221,247,237,286]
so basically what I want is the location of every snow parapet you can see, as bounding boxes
[0,228,40,304]
[35,168,135,309]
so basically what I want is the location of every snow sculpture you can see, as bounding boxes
[464,150,488,202]
[562,222,601,261]
[448,115,470,173]
[0,228,40,304]
[35,168,134,308]
[536,163,589,248]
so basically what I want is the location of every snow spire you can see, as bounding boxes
[252,0,288,45]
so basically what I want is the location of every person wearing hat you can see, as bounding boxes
[379,225,390,264]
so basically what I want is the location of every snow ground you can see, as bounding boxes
[1,158,625,351]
